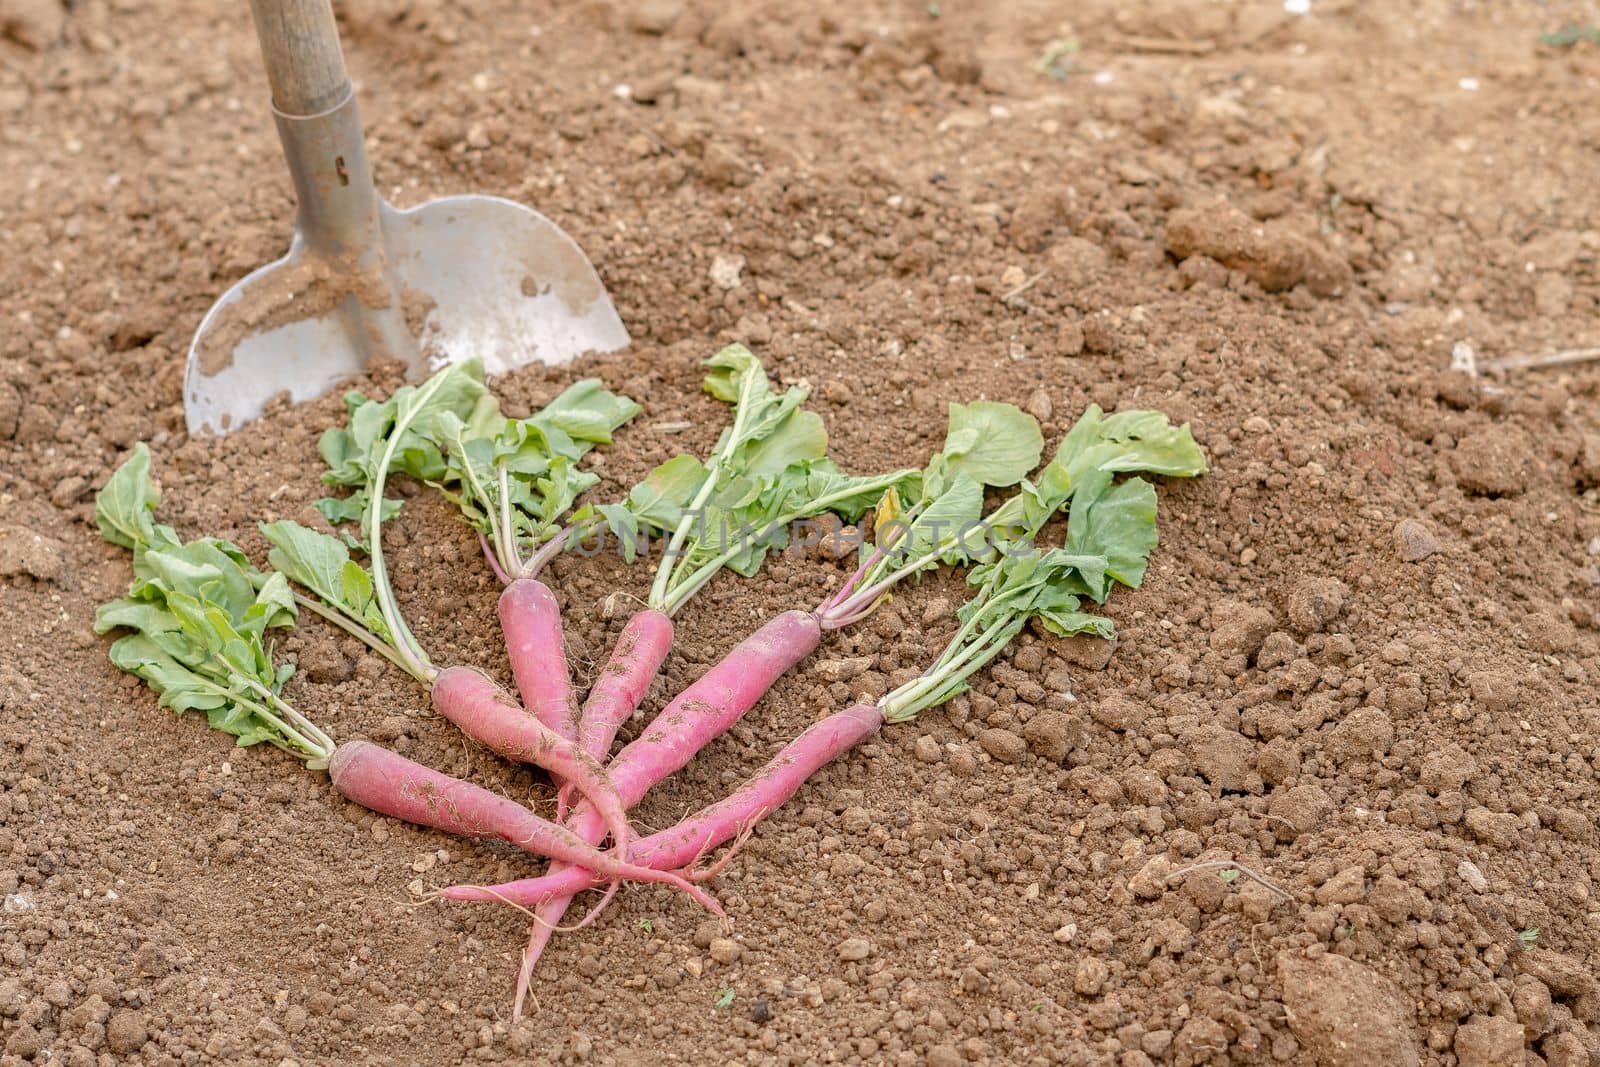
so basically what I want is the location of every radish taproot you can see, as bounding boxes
[496,347,932,1010]
[552,606,674,816]
[257,361,640,826]
[449,473,1209,910]
[430,666,630,859]
[498,578,581,745]
[91,451,717,910]
[490,402,1206,1001]
[444,702,885,906]
[326,742,717,911]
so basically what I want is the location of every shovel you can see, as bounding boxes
[184,0,630,435]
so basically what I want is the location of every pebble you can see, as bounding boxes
[1285,576,1347,634]
[1451,428,1533,496]
[1127,854,1173,900]
[106,1011,148,1055]
[709,253,745,291]
[1025,388,1053,423]
[815,656,873,682]
[1074,957,1108,996]
[1454,1014,1524,1067]
[1189,725,1261,791]
[1022,710,1077,762]
[1058,633,1116,670]
[1089,696,1145,733]
[1209,599,1275,657]
[1394,518,1441,561]
[626,0,683,34]
[977,728,1026,764]
[836,938,871,961]
[49,474,86,507]
[912,735,941,763]
[1457,860,1488,893]
[0,0,64,50]
[0,381,17,439]
[0,525,64,580]
[708,938,742,965]
[1314,866,1366,905]
[1165,202,1350,295]
[693,919,725,949]
[1326,707,1394,763]
[1279,954,1416,1065]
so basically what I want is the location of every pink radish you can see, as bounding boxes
[431,666,635,859]
[512,609,822,1011]
[445,703,884,906]
[326,741,720,913]
[553,608,674,814]
[499,579,580,744]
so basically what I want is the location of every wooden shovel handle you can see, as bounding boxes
[247,0,351,116]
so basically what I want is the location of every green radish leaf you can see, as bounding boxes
[260,520,391,639]
[94,597,180,636]
[252,571,298,630]
[929,401,1044,495]
[646,346,930,614]
[96,447,334,763]
[989,406,1204,542]
[338,560,375,615]
[137,541,269,626]
[592,503,643,563]
[700,345,824,472]
[889,473,986,564]
[1077,409,1209,478]
[531,379,642,450]
[313,494,396,531]
[96,443,162,550]
[783,461,921,525]
[1064,474,1159,600]
[879,405,1203,725]
[316,361,488,539]
[702,343,767,404]
[423,377,640,574]
[625,454,710,532]
[736,408,828,477]
[1036,607,1115,639]
[109,634,229,713]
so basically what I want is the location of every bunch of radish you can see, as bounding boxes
[94,348,1205,1013]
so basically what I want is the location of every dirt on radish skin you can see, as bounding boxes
[498,578,580,743]
[324,741,719,912]
[516,608,826,1002]
[556,606,674,814]
[430,666,636,856]
[13,0,1600,1062]
[446,703,887,906]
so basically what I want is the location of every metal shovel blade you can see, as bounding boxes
[184,195,630,435]
[183,86,628,436]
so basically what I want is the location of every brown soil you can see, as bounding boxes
[4,0,1600,1064]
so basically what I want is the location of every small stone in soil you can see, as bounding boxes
[0,525,64,580]
[836,938,871,961]
[977,728,1026,763]
[1394,518,1442,561]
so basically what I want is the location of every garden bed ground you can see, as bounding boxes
[4,0,1600,1063]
